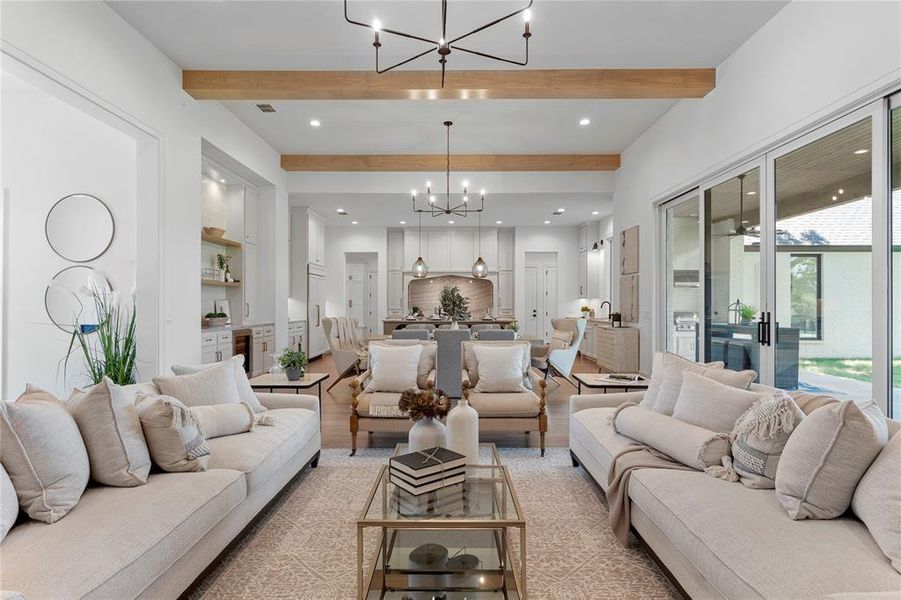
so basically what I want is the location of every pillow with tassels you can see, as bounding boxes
[709,391,805,489]
[136,393,210,472]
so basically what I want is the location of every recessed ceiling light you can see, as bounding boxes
[448,220,455,224]
[854,149,869,154]
[557,208,565,212]
[336,208,347,215]
[399,220,407,225]
[309,119,321,127]
[496,220,503,224]
[351,220,358,224]
[544,220,551,225]
[592,211,599,215]
[219,178,226,184]
[579,118,591,126]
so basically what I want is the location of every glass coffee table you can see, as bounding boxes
[357,444,526,599]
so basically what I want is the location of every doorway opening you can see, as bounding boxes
[345,252,379,335]
[523,252,558,342]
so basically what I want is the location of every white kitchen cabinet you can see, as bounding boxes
[202,331,233,364]
[243,243,258,323]
[427,230,450,271]
[387,270,405,316]
[582,322,596,360]
[307,273,329,358]
[288,321,306,353]
[403,228,425,270]
[252,325,275,376]
[449,229,475,272]
[388,229,404,271]
[578,223,589,253]
[577,250,588,298]
[306,210,326,268]
[497,270,514,316]
[477,228,498,271]
[497,228,514,271]
[244,187,259,246]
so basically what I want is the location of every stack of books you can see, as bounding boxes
[389,447,466,496]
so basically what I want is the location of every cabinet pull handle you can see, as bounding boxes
[245,302,250,318]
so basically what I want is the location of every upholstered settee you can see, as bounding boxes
[1,386,320,599]
[569,386,901,599]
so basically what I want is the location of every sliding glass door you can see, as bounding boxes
[702,165,763,380]
[771,116,874,400]
[661,191,701,360]
[891,95,901,416]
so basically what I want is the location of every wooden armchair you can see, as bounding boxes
[461,340,548,456]
[349,340,437,456]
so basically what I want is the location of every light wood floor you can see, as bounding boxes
[305,353,602,450]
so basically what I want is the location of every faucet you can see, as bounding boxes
[600,301,612,320]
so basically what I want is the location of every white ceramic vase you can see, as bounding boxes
[450,320,460,330]
[446,399,480,465]
[408,417,448,452]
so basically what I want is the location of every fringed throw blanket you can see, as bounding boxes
[606,443,692,547]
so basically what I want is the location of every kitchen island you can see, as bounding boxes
[383,318,515,335]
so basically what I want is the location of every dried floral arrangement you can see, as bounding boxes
[398,387,450,422]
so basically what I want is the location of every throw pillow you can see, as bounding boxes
[365,344,423,393]
[729,391,805,489]
[136,393,210,472]
[0,386,90,523]
[789,391,838,415]
[153,361,242,408]
[473,344,525,393]
[170,355,265,413]
[851,432,901,573]
[189,403,255,439]
[775,400,884,520]
[671,371,762,433]
[1,464,18,541]
[611,403,731,470]
[69,377,151,487]
[463,342,532,389]
[641,351,725,413]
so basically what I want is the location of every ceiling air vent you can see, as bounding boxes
[256,104,276,113]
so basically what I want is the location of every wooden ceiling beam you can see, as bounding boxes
[280,154,620,172]
[184,68,715,100]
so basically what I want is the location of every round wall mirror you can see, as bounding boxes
[45,194,115,263]
[45,266,113,334]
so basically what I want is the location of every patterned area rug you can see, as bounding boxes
[190,448,678,600]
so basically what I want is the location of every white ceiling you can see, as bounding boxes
[108,0,787,227]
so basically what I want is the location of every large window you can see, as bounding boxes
[662,192,700,361]
[790,254,822,340]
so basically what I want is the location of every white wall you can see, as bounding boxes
[612,0,901,371]
[1,1,289,382]
[324,227,388,326]
[1,72,137,396]
[514,227,581,323]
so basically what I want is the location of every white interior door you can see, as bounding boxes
[544,267,558,341]
[366,269,379,335]
[523,266,539,338]
[346,263,365,326]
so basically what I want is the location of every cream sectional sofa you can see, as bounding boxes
[569,387,901,599]
[1,386,321,599]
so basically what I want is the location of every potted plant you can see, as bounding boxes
[398,387,451,451]
[439,285,470,329]
[739,304,757,326]
[204,311,228,327]
[277,347,308,381]
[580,305,591,318]
[507,319,519,333]
[66,284,137,385]
[610,312,622,327]
[216,253,231,282]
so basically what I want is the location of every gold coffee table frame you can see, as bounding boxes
[356,444,527,599]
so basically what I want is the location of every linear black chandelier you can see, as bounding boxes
[412,121,484,218]
[344,0,533,87]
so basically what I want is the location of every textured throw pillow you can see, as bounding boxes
[672,371,762,433]
[852,432,901,573]
[365,344,423,393]
[641,351,725,414]
[473,344,525,393]
[68,377,151,487]
[612,403,731,470]
[153,361,242,407]
[136,393,210,472]
[463,342,532,389]
[189,403,255,439]
[170,355,265,413]
[789,391,838,415]
[776,400,884,520]
[729,391,805,489]
[0,386,90,523]
[1,464,18,541]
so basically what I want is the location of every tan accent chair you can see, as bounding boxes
[461,340,548,456]
[323,316,368,391]
[349,340,437,456]
[531,318,586,382]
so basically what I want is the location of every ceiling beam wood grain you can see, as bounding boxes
[281,154,620,172]
[184,68,715,100]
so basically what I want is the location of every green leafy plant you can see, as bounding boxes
[507,319,519,333]
[66,286,137,386]
[216,253,231,271]
[205,311,227,319]
[439,285,470,321]
[580,305,591,314]
[277,347,308,371]
[739,304,757,322]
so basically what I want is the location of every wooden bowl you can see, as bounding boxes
[203,226,226,238]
